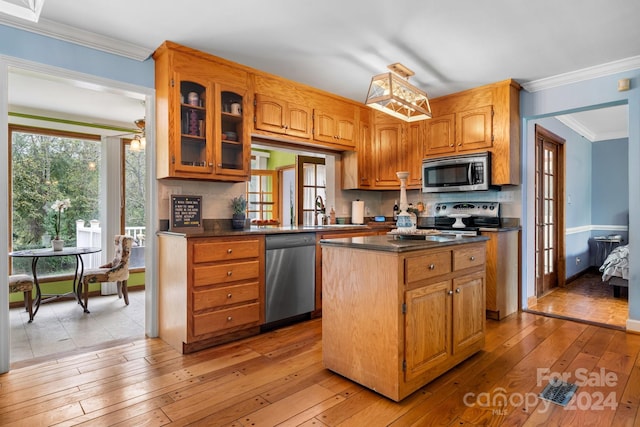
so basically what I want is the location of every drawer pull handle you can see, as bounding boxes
[448,290,453,295]
[227,293,233,299]
[470,256,475,261]
[429,264,435,270]
[227,316,233,321]
[455,288,461,293]
[227,249,233,254]
[227,271,232,276]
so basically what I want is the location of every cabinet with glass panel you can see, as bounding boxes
[154,41,250,181]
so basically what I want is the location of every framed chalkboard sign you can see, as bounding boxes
[170,195,204,233]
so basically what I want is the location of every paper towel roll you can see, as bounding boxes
[352,200,365,224]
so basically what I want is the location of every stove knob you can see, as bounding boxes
[489,205,495,210]
[482,205,488,210]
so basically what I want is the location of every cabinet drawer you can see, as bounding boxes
[405,251,452,284]
[193,302,260,336]
[192,240,260,263]
[193,282,259,311]
[193,260,259,287]
[453,246,486,271]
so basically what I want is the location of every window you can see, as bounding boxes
[247,170,278,222]
[9,125,101,277]
[123,140,146,269]
[297,156,326,226]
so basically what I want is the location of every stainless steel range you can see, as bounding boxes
[419,202,501,236]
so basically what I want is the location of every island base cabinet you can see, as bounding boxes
[322,242,486,401]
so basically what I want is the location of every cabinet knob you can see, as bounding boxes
[227,271,232,276]
[227,249,233,254]
[470,256,475,261]
[429,264,435,270]
[448,290,453,295]
[455,288,461,293]
[227,316,233,321]
[209,162,214,167]
[227,293,233,299]
[218,164,222,167]
[458,143,462,146]
[449,144,454,147]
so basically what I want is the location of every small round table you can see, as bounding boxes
[8,246,101,318]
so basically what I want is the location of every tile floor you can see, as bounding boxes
[9,289,145,366]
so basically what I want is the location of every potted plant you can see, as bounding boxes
[50,198,71,250]
[230,195,247,229]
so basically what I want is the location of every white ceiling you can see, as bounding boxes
[2,0,637,139]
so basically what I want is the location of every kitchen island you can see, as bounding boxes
[320,234,488,401]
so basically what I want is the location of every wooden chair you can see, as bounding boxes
[81,235,134,314]
[9,274,34,322]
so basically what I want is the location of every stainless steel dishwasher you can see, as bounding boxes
[265,233,316,324]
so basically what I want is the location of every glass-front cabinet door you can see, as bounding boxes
[174,75,213,175]
[215,84,249,178]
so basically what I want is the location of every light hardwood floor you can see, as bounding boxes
[1,312,639,426]
[528,269,628,330]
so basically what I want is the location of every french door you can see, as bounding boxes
[535,125,565,296]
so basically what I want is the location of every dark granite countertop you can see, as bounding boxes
[319,234,489,253]
[157,224,376,238]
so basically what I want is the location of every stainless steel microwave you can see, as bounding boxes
[422,152,491,193]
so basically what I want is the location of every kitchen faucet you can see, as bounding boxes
[314,195,325,225]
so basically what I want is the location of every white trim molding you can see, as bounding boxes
[0,15,152,61]
[627,318,640,334]
[522,55,640,93]
[565,224,629,235]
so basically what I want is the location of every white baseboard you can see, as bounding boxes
[626,318,640,333]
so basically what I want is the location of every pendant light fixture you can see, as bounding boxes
[365,63,432,122]
[130,118,146,151]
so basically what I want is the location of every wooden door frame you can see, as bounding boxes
[534,124,566,294]
[296,156,325,226]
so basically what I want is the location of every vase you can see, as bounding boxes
[52,239,64,251]
[231,214,246,230]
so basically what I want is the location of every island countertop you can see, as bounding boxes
[319,234,488,253]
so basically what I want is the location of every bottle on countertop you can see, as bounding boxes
[329,206,336,224]
[393,200,399,220]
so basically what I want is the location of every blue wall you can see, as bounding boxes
[592,138,629,226]
[0,24,154,87]
[520,69,640,325]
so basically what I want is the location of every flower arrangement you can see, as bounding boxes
[51,198,71,240]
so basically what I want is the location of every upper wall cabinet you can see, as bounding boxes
[424,106,493,156]
[313,109,356,148]
[254,94,312,139]
[154,42,250,181]
[424,79,521,186]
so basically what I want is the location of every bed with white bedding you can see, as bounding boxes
[599,244,629,297]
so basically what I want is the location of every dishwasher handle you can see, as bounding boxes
[265,233,316,250]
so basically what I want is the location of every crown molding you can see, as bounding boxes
[521,55,640,93]
[555,114,596,141]
[0,15,152,61]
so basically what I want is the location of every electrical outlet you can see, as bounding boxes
[576,257,581,265]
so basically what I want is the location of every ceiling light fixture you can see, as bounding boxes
[0,0,45,22]
[130,118,146,151]
[365,63,432,122]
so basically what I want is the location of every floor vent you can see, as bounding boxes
[539,381,578,407]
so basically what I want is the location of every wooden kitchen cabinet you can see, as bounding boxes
[158,233,264,353]
[424,105,493,156]
[313,109,356,148]
[154,41,251,181]
[371,113,407,188]
[485,230,520,320]
[314,227,381,315]
[254,93,312,139]
[424,79,520,185]
[322,239,486,401]
[343,107,373,189]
